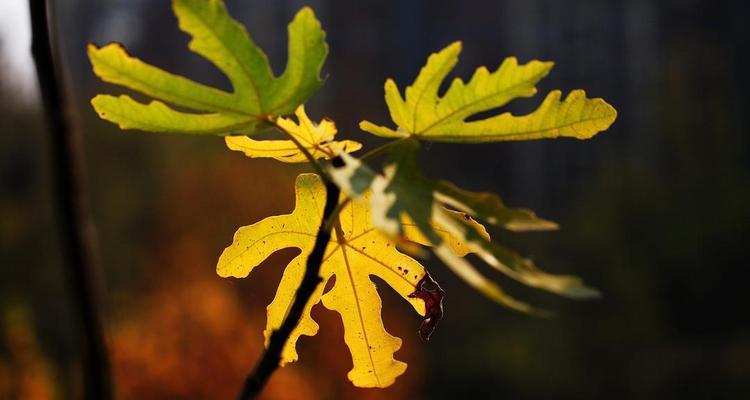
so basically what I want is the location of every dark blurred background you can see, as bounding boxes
[2,0,750,399]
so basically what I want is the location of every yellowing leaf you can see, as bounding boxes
[330,139,599,314]
[225,106,361,163]
[217,173,470,388]
[360,42,617,142]
[89,0,327,136]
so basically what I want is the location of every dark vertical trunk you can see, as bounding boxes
[28,1,112,399]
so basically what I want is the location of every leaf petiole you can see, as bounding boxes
[359,136,411,163]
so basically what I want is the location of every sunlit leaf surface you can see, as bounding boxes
[89,0,327,136]
[225,106,361,163]
[360,42,616,142]
[218,174,474,387]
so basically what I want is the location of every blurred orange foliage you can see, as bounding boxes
[0,306,57,399]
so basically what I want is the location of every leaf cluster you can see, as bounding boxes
[89,0,617,389]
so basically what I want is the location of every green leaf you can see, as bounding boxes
[329,139,599,313]
[89,0,327,136]
[360,42,617,142]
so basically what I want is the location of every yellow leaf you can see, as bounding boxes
[218,173,470,387]
[225,106,361,163]
[360,42,617,142]
[401,209,489,257]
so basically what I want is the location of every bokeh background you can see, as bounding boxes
[2,0,750,398]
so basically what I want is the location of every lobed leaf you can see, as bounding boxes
[89,0,327,136]
[225,105,361,163]
[90,95,257,134]
[218,174,475,388]
[360,42,616,142]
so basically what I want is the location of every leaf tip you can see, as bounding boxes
[546,89,564,102]
[358,120,405,138]
[599,98,618,127]
[291,5,324,37]
[570,285,602,300]
[435,41,463,60]
[505,219,560,232]
[295,5,317,19]
[531,59,554,71]
[86,41,100,55]
[90,94,109,115]
[566,90,618,139]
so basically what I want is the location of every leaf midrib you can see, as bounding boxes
[186,2,266,114]
[429,112,612,141]
[98,56,251,117]
[409,58,454,132]
[338,242,382,387]
[101,105,260,134]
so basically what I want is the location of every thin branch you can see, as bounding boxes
[324,197,351,232]
[238,115,346,400]
[237,180,341,399]
[28,1,112,399]
[237,112,371,397]
[236,117,348,398]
